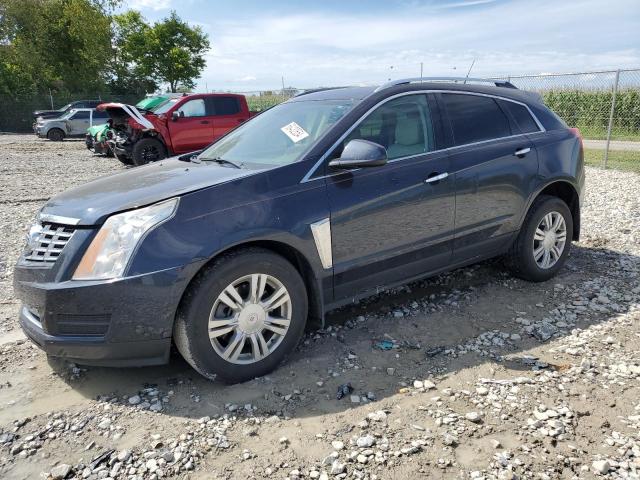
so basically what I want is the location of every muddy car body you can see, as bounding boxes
[98,93,254,166]
[14,78,584,383]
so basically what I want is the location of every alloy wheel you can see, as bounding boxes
[208,274,292,364]
[532,211,567,269]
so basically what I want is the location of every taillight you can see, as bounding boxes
[569,127,582,141]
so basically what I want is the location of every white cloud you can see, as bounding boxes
[129,0,173,12]
[193,0,640,91]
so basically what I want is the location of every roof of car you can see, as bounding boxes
[291,81,542,105]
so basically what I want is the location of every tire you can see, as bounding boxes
[131,137,166,166]
[115,152,133,165]
[174,247,308,383]
[507,195,573,282]
[47,128,65,141]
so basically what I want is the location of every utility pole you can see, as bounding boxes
[420,62,423,81]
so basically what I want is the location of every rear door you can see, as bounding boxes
[207,96,245,140]
[325,93,455,301]
[437,92,539,262]
[168,97,215,153]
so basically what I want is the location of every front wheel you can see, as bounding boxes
[174,248,308,383]
[507,195,573,282]
[47,128,65,141]
[131,137,166,166]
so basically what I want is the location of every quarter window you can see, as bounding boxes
[177,99,206,117]
[343,95,434,160]
[442,94,512,145]
[500,100,540,133]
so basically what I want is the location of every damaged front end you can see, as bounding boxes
[97,103,164,164]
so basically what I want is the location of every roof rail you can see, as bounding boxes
[374,77,518,92]
[294,87,349,97]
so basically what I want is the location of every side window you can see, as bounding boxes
[211,97,241,116]
[342,95,434,160]
[442,94,512,145]
[177,99,206,117]
[93,110,109,119]
[70,111,90,120]
[499,100,541,133]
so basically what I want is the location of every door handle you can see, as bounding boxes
[424,172,449,184]
[514,147,531,157]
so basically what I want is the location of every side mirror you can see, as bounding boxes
[328,139,387,169]
[171,111,180,121]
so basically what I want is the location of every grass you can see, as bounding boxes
[584,148,640,173]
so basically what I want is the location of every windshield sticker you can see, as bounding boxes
[281,122,309,143]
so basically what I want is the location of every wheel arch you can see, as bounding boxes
[528,180,580,240]
[175,239,325,332]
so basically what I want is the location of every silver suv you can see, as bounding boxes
[35,108,110,141]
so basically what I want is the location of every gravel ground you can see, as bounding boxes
[0,134,639,480]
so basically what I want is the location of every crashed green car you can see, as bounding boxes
[85,95,172,157]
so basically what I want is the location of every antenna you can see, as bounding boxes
[464,58,476,84]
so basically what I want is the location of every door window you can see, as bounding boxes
[499,100,541,133]
[342,95,434,160]
[177,99,206,117]
[70,111,90,120]
[442,93,512,145]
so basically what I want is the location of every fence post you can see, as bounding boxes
[603,69,620,169]
[49,89,54,109]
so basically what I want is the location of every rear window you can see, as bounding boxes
[500,100,540,133]
[211,97,241,116]
[442,93,512,145]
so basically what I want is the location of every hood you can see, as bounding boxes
[34,110,64,119]
[98,102,155,130]
[41,158,257,225]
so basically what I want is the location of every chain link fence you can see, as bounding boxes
[493,69,640,171]
[2,68,639,172]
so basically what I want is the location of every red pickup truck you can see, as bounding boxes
[98,93,255,166]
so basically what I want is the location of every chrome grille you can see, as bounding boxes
[23,223,76,264]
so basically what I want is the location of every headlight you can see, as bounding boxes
[73,198,178,280]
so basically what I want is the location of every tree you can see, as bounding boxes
[0,0,118,94]
[144,11,210,92]
[108,10,157,94]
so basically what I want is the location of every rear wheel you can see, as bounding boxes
[47,128,65,141]
[507,195,573,282]
[174,248,308,383]
[131,137,166,166]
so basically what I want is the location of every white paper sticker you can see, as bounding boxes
[280,121,309,143]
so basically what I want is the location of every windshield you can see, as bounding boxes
[59,103,73,111]
[153,98,181,114]
[198,99,355,167]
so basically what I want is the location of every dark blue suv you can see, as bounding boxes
[14,78,584,383]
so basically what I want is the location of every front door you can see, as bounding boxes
[437,92,539,262]
[168,98,215,153]
[325,94,455,301]
[67,110,91,135]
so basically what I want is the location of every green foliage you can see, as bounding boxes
[0,0,116,94]
[0,2,209,96]
[584,149,640,173]
[142,11,210,92]
[543,89,640,140]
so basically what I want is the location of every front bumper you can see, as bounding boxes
[14,264,197,367]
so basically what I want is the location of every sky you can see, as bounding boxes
[126,0,640,92]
